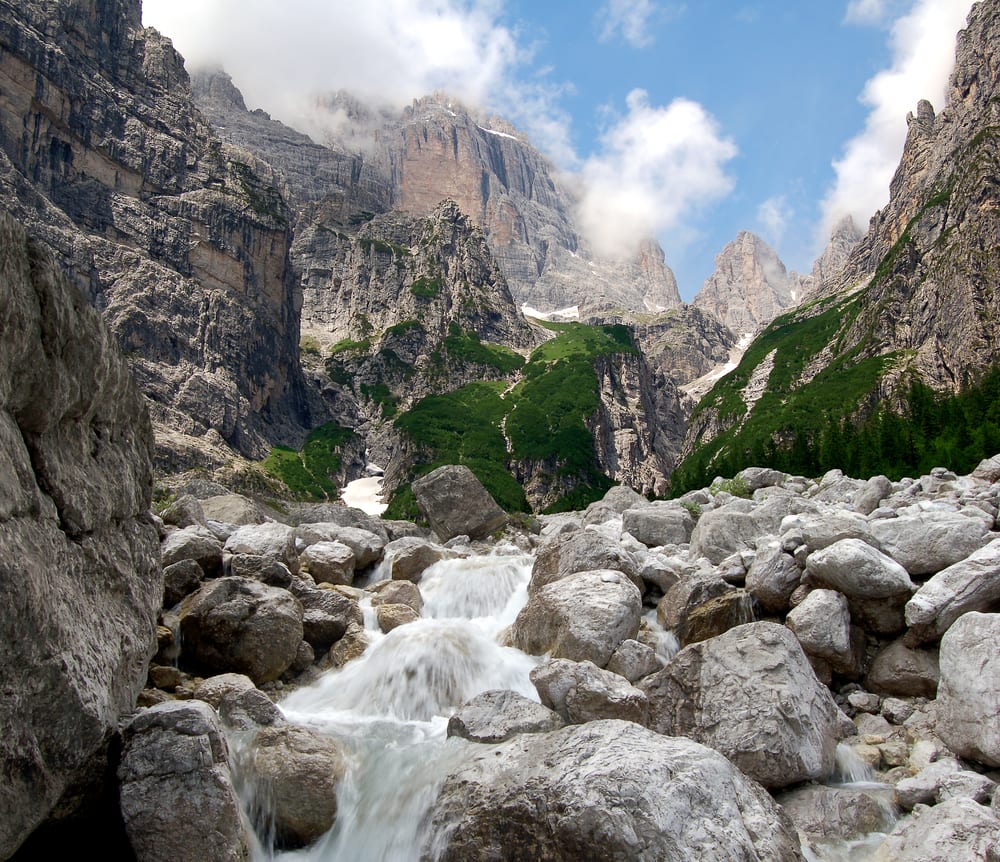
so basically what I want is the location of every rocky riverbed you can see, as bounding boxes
[114,459,1000,861]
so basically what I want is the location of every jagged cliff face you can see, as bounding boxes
[0,0,312,468]
[693,231,799,339]
[679,0,1000,469]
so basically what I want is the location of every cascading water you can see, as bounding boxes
[244,551,539,862]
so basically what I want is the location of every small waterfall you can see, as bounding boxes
[833,742,875,785]
[246,553,537,861]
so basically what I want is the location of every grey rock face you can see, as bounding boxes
[786,589,854,672]
[530,658,649,725]
[936,612,1000,766]
[693,231,799,339]
[641,622,845,789]
[870,798,1000,862]
[528,528,642,595]
[0,2,312,468]
[411,464,507,541]
[0,212,160,858]
[622,502,695,547]
[421,720,802,862]
[869,512,989,577]
[118,701,251,862]
[865,637,940,698]
[805,538,915,599]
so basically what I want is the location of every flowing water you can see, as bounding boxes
[246,552,539,862]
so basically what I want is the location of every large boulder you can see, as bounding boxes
[871,798,1000,861]
[804,538,914,599]
[528,528,642,595]
[936,612,1000,766]
[641,622,846,789]
[786,589,857,674]
[421,720,803,861]
[179,577,303,683]
[869,511,990,576]
[446,690,564,743]
[240,725,345,850]
[0,214,161,857]
[511,569,642,667]
[118,701,250,862]
[622,502,695,548]
[745,538,802,614]
[865,638,940,698]
[530,658,649,725]
[688,505,762,564]
[904,537,1000,644]
[224,522,299,574]
[411,465,507,541]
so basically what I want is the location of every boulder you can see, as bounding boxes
[291,586,363,650]
[531,658,649,725]
[777,783,896,841]
[871,798,1000,861]
[411,465,507,541]
[936,612,1000,766]
[689,506,762,564]
[370,579,423,613]
[622,502,695,548]
[376,602,421,633]
[870,511,990,576]
[295,524,384,569]
[790,511,872,551]
[786,589,856,673]
[895,759,963,810]
[227,554,293,588]
[224,522,299,574]
[904,537,1000,644]
[118,701,250,862]
[446,690,564,743]
[865,638,940,698]
[528,529,642,595]
[805,538,914,599]
[382,536,448,582]
[679,589,756,646]
[160,494,206,529]
[240,725,345,850]
[0,215,160,858]
[200,493,272,526]
[745,539,802,614]
[421,720,803,861]
[179,577,303,683]
[163,559,206,608]
[511,570,642,667]
[298,540,356,585]
[192,674,284,731]
[853,475,893,515]
[641,622,845,789]
[161,525,224,575]
[605,638,661,683]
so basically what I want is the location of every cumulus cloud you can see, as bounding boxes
[576,89,737,260]
[142,0,524,131]
[597,0,659,48]
[820,0,974,238]
[756,196,793,245]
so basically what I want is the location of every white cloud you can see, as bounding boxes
[844,0,890,25]
[597,0,659,48]
[820,0,975,239]
[142,0,524,130]
[576,89,737,259]
[756,196,793,244]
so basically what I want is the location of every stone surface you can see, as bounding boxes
[777,784,896,841]
[871,798,1000,861]
[786,589,855,672]
[179,577,304,683]
[511,569,642,667]
[411,465,507,541]
[605,638,661,683]
[299,540,356,586]
[0,211,160,858]
[745,539,802,614]
[421,720,802,862]
[865,638,940,698]
[870,512,990,576]
[446,690,564,743]
[641,622,845,789]
[118,701,250,862]
[622,502,695,548]
[936,612,1000,766]
[382,536,448,583]
[528,528,642,595]
[224,522,299,574]
[530,659,649,725]
[688,506,763,564]
[240,724,345,850]
[805,538,914,599]
[904,537,1000,644]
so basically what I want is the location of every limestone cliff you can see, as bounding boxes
[0,0,314,469]
[693,231,798,339]
[0,211,161,858]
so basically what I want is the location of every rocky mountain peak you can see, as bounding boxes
[190,67,248,113]
[693,230,797,338]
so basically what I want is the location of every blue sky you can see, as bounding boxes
[142,0,974,301]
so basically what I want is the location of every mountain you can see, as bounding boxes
[0,0,316,471]
[191,78,682,315]
[674,0,1000,490]
[692,231,799,339]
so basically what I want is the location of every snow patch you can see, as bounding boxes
[521,303,580,321]
[477,125,518,141]
[341,476,387,516]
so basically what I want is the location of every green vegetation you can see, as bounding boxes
[439,322,525,373]
[360,237,411,257]
[261,423,355,500]
[385,381,529,518]
[384,320,424,338]
[410,276,441,299]
[329,337,371,356]
[361,382,399,418]
[348,211,376,225]
[299,335,322,356]
[709,476,751,498]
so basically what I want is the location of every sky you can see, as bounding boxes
[141,0,975,301]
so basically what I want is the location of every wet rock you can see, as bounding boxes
[296,524,385,569]
[421,720,802,862]
[512,569,642,667]
[531,658,649,725]
[411,465,507,541]
[679,588,756,646]
[227,554,294,588]
[936,612,1000,766]
[118,701,250,862]
[376,602,421,633]
[163,559,206,608]
[179,577,304,684]
[641,622,846,789]
[370,579,423,613]
[325,621,371,668]
[871,798,1000,861]
[447,690,564,743]
[291,586,363,650]
[777,783,896,841]
[382,536,448,582]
